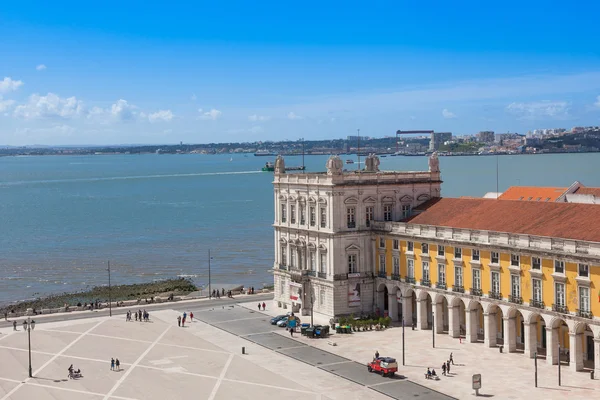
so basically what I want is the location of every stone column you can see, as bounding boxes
[448,305,460,338]
[388,292,399,322]
[435,302,444,333]
[523,321,537,358]
[484,312,497,348]
[569,332,583,372]
[503,317,517,353]
[546,327,559,365]
[465,308,478,343]
[402,295,413,327]
[416,298,428,330]
[594,338,600,379]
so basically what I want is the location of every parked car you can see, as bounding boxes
[270,315,287,325]
[276,317,289,327]
[367,357,398,377]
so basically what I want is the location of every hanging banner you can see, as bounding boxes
[348,282,361,307]
[289,282,303,304]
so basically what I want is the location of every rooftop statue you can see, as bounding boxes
[428,151,440,173]
[274,155,286,174]
[364,153,380,172]
[326,155,343,175]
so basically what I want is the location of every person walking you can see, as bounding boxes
[134,312,138,322]
[13,320,17,330]
[289,326,294,337]
[257,303,261,311]
[110,358,115,371]
[446,360,451,374]
[177,315,181,327]
[441,362,446,376]
[375,350,379,360]
[115,358,120,372]
[450,352,454,365]
[189,312,194,322]
[262,302,266,311]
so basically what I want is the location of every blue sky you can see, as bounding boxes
[1,1,600,145]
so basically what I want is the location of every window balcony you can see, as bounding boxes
[471,288,483,296]
[530,300,545,309]
[420,279,431,287]
[279,264,288,271]
[378,271,387,279]
[317,272,327,279]
[552,304,568,314]
[307,270,316,277]
[405,277,416,284]
[488,291,502,300]
[347,222,356,229]
[333,273,347,281]
[391,274,401,281]
[452,285,465,293]
[436,282,447,290]
[577,309,593,319]
[508,295,523,304]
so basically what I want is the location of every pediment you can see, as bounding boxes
[345,244,361,251]
[318,244,328,251]
[279,194,287,201]
[308,196,317,203]
[363,196,377,204]
[399,195,413,203]
[307,242,316,249]
[279,237,288,244]
[318,197,327,204]
[417,193,431,201]
[382,196,395,203]
[344,196,359,205]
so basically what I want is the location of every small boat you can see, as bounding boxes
[346,159,354,164]
[254,150,277,156]
[262,162,306,172]
[229,157,233,162]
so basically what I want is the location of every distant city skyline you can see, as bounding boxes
[2,2,600,145]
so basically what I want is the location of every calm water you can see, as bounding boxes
[1,152,599,303]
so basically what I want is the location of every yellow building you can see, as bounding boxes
[373,197,600,376]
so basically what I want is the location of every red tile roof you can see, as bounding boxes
[498,186,568,202]
[407,197,600,243]
[575,186,600,196]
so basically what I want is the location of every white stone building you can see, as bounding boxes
[272,154,441,319]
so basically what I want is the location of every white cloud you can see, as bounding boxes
[594,95,600,108]
[110,99,137,121]
[148,109,174,123]
[442,109,456,119]
[0,95,15,113]
[14,93,84,119]
[506,100,569,119]
[248,114,270,121]
[287,112,302,120]
[0,77,24,93]
[198,108,222,120]
[36,64,47,71]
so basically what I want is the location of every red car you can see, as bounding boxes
[367,357,398,377]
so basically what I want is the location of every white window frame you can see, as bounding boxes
[290,204,296,224]
[281,246,287,266]
[299,204,306,225]
[554,282,565,307]
[379,254,386,272]
[532,278,542,303]
[346,207,356,228]
[532,257,541,270]
[491,271,500,294]
[365,206,374,227]
[472,268,481,290]
[511,274,521,298]
[319,288,325,306]
[319,252,327,273]
[393,256,400,275]
[281,204,287,223]
[393,239,399,250]
[401,204,411,218]
[310,251,316,271]
[407,241,414,252]
[290,248,296,268]
[579,286,590,312]
[472,249,480,261]
[437,245,445,257]
[383,204,393,221]
[454,266,463,287]
[491,251,499,264]
[320,207,327,228]
[578,263,589,277]
[454,247,462,259]
[438,264,446,285]
[407,258,414,278]
[379,237,385,248]
[554,260,565,274]
[309,206,316,227]
[422,261,430,281]
[421,243,429,254]
[511,254,520,267]
[348,254,358,274]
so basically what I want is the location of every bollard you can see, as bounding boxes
[591,370,594,380]
[242,347,245,355]
[499,346,503,353]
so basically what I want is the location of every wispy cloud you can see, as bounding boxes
[148,109,174,123]
[594,95,600,109]
[248,114,270,121]
[287,112,302,120]
[36,64,47,71]
[442,109,456,119]
[0,95,15,113]
[198,108,222,120]
[190,93,197,101]
[0,77,24,93]
[506,100,570,120]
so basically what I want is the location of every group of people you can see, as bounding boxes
[427,353,455,379]
[110,358,121,372]
[126,309,149,322]
[67,364,82,379]
[248,287,256,294]
[257,302,266,311]
[177,311,193,327]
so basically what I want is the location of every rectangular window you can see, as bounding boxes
[555,282,565,306]
[454,266,463,287]
[421,243,429,254]
[491,252,499,264]
[579,286,590,312]
[578,264,589,277]
[379,237,385,248]
[472,249,480,261]
[422,261,430,281]
[281,204,287,223]
[319,289,325,306]
[554,260,564,274]
[310,251,316,271]
[407,241,414,252]
[384,204,392,221]
[348,254,357,273]
[437,245,445,257]
[454,247,462,259]
[393,239,399,250]
[407,258,414,278]
[438,264,446,285]
[532,257,541,270]
[393,257,400,275]
[511,275,521,298]
[365,206,374,227]
[401,204,411,218]
[290,204,296,224]
[300,205,306,225]
[309,206,316,226]
[346,207,356,228]
[290,248,296,268]
[379,254,386,272]
[532,278,542,302]
[281,246,287,266]
[320,207,327,228]
[280,280,285,296]
[491,271,500,293]
[473,269,481,290]
[320,252,327,273]
[511,254,520,267]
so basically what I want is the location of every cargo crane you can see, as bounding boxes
[395,130,434,153]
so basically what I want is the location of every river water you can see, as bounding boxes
[1,152,599,304]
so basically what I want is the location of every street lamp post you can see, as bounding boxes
[23,318,35,377]
[208,249,213,298]
[432,311,435,348]
[534,351,538,387]
[402,317,405,366]
[310,283,314,327]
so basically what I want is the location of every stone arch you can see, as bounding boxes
[570,322,596,372]
[415,289,433,330]
[433,293,449,334]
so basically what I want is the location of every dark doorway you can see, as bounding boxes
[587,336,594,361]
[541,324,547,349]
[520,320,524,344]
[383,287,389,313]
